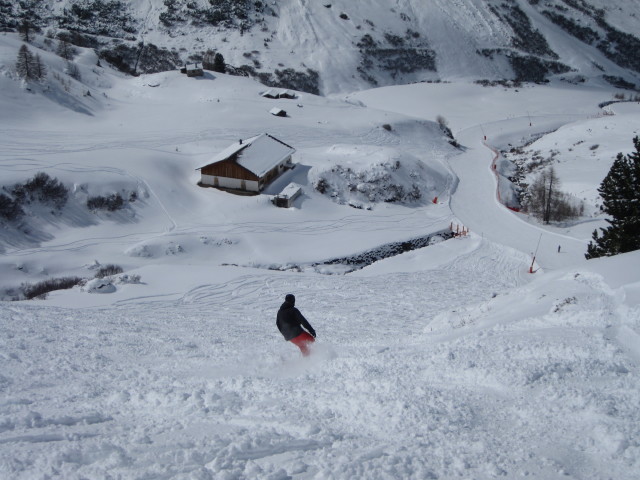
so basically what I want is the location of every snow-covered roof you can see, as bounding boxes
[200,134,295,178]
[277,183,302,198]
[262,89,296,99]
[269,107,286,116]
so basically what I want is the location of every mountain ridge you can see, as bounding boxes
[3,0,640,94]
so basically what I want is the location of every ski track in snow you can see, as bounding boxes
[0,122,401,160]
[4,209,451,259]
[0,241,524,478]
[2,122,639,477]
[2,240,639,479]
[2,32,640,478]
[0,119,439,260]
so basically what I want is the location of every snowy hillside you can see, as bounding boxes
[2,0,640,94]
[2,19,640,480]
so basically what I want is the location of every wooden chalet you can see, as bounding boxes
[197,134,295,193]
[278,90,297,99]
[261,89,297,99]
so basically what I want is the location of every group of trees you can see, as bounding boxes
[203,50,226,73]
[0,172,69,222]
[15,44,47,81]
[524,167,583,223]
[58,0,137,37]
[159,0,252,28]
[1,172,139,224]
[540,2,640,75]
[522,136,639,259]
[16,0,45,42]
[11,172,69,209]
[87,193,126,211]
[11,1,87,83]
[16,41,85,83]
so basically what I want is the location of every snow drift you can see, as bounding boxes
[308,144,447,209]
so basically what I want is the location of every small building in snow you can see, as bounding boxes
[269,107,287,117]
[278,90,297,99]
[262,89,297,99]
[181,63,203,77]
[272,183,302,208]
[197,133,295,193]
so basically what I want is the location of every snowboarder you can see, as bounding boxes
[276,294,316,356]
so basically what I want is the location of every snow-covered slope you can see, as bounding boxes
[0,32,458,296]
[2,242,639,478]
[3,0,640,94]
[1,19,640,480]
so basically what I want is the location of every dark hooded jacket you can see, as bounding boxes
[276,297,315,341]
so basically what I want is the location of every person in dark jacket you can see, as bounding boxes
[276,294,316,356]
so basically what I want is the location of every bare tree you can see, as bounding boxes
[56,39,76,60]
[16,44,36,80]
[33,53,46,80]
[202,49,216,70]
[66,61,81,81]
[525,166,582,223]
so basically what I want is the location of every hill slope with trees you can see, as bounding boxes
[2,0,639,94]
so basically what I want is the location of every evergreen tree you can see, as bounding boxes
[212,52,226,73]
[586,136,640,258]
[16,44,37,80]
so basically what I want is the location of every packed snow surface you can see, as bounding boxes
[1,32,640,479]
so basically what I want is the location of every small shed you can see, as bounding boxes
[197,133,295,193]
[182,63,203,77]
[270,107,287,117]
[273,183,302,208]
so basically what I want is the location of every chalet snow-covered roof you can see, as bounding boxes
[199,133,295,178]
[262,89,297,99]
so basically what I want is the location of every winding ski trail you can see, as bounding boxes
[449,122,588,272]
